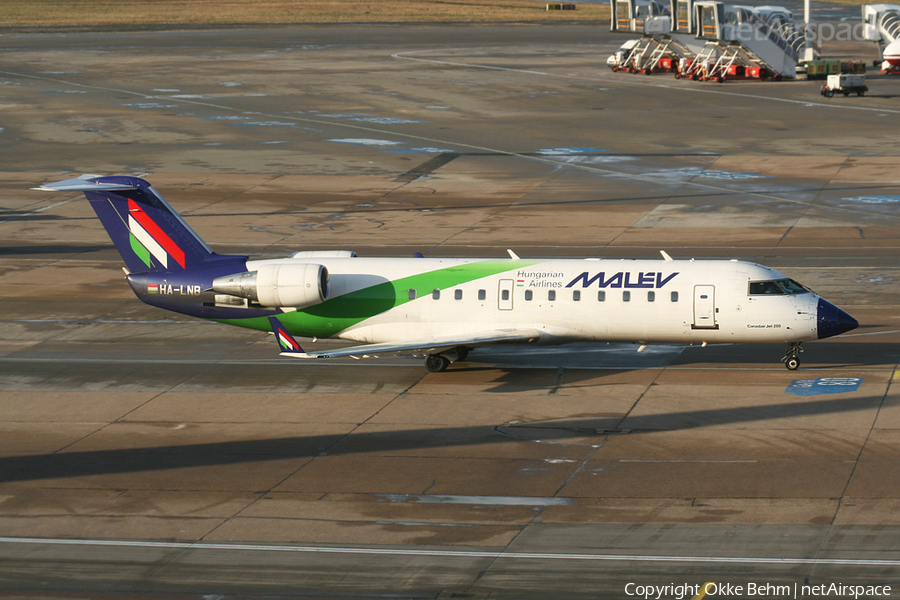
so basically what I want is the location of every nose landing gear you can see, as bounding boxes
[782,342,803,370]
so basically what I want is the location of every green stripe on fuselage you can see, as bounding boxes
[215,259,541,337]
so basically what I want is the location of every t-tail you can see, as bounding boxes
[34,175,243,273]
[34,175,260,321]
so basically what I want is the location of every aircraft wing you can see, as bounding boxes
[267,316,542,359]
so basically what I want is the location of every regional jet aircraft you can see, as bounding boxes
[35,175,858,372]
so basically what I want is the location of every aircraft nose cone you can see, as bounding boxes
[817,298,858,340]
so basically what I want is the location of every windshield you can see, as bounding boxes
[748,278,811,296]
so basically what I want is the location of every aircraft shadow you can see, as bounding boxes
[0,393,883,484]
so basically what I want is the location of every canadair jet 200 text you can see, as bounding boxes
[35,175,858,372]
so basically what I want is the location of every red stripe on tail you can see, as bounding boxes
[128,198,187,268]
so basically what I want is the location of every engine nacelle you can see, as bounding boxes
[211,263,328,308]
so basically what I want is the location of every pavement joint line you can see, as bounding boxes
[1,536,899,567]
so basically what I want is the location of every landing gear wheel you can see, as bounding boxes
[782,342,804,371]
[425,354,450,373]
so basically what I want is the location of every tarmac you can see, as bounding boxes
[1,21,900,600]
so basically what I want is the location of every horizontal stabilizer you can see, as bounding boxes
[33,175,138,192]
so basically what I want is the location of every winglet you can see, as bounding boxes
[268,316,309,357]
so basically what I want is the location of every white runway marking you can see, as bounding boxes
[0,196,82,225]
[1,536,899,567]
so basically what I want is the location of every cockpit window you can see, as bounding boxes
[748,278,811,296]
[778,279,809,294]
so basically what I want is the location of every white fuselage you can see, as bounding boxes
[246,256,821,346]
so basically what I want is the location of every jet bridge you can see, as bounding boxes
[692,1,801,78]
[863,4,900,70]
[609,0,805,79]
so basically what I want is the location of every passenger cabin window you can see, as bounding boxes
[573,290,581,301]
[548,290,556,301]
[598,291,606,302]
[623,291,631,302]
[648,291,655,302]
[408,289,417,300]
[671,291,679,302]
[501,289,510,301]
[525,290,533,301]
[455,289,463,300]
[748,279,810,296]
[432,289,440,300]
[478,289,486,300]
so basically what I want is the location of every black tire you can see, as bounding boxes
[425,354,450,373]
[825,89,834,98]
[843,91,850,97]
[858,90,865,97]
[455,347,469,362]
[785,357,800,371]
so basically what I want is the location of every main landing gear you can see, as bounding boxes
[782,342,803,371]
[424,347,469,373]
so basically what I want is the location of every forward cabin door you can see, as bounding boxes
[692,284,718,329]
[498,279,514,311]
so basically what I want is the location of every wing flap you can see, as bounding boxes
[267,317,542,360]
